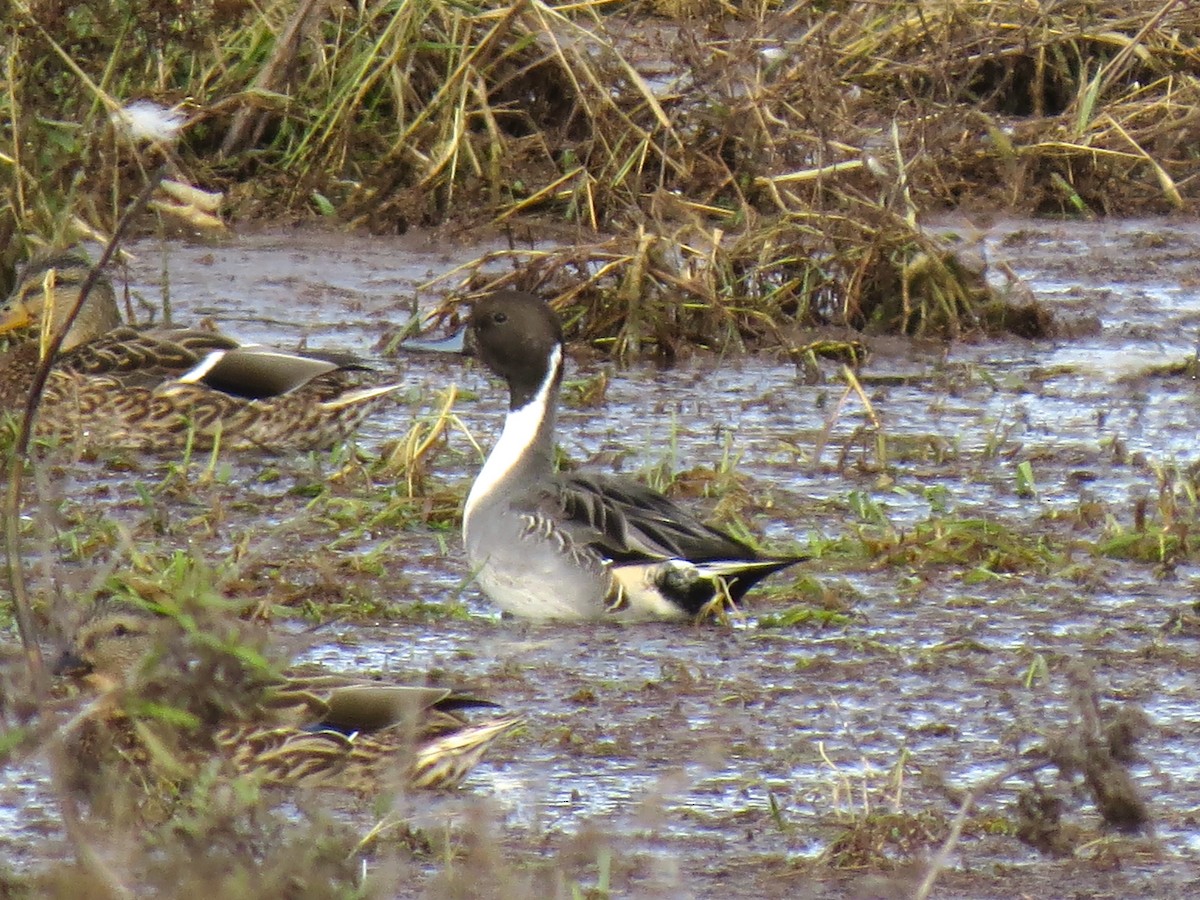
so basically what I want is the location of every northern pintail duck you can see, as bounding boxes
[457,291,806,621]
[54,604,522,791]
[0,252,403,452]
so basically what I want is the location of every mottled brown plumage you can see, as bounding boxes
[0,253,404,452]
[55,605,521,793]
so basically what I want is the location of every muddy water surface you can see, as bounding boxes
[4,220,1200,897]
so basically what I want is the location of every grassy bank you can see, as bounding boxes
[5,0,1197,346]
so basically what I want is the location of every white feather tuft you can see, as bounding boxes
[110,100,187,144]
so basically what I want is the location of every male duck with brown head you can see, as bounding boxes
[55,603,522,791]
[454,291,807,622]
[0,252,404,452]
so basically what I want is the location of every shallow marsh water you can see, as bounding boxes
[4,219,1200,896]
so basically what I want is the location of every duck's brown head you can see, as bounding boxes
[0,252,122,352]
[54,605,165,692]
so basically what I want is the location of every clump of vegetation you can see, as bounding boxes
[49,591,280,821]
[0,582,370,896]
[1027,666,1153,833]
[778,664,1153,898]
[11,1,1193,346]
[952,664,1152,869]
[413,219,1021,358]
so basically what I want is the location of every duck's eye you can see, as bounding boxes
[112,623,130,638]
[492,311,507,324]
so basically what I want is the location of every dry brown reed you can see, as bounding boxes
[4,0,1196,344]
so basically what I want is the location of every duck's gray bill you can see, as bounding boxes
[399,329,466,354]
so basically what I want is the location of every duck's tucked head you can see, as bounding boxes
[0,252,122,351]
[54,605,164,691]
[467,292,564,409]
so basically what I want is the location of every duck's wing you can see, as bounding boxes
[225,678,519,789]
[553,471,759,564]
[63,327,375,400]
[266,675,499,735]
[175,346,357,400]
[60,326,239,382]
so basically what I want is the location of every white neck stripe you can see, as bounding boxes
[464,344,562,533]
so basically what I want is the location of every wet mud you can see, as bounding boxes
[3,219,1200,897]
